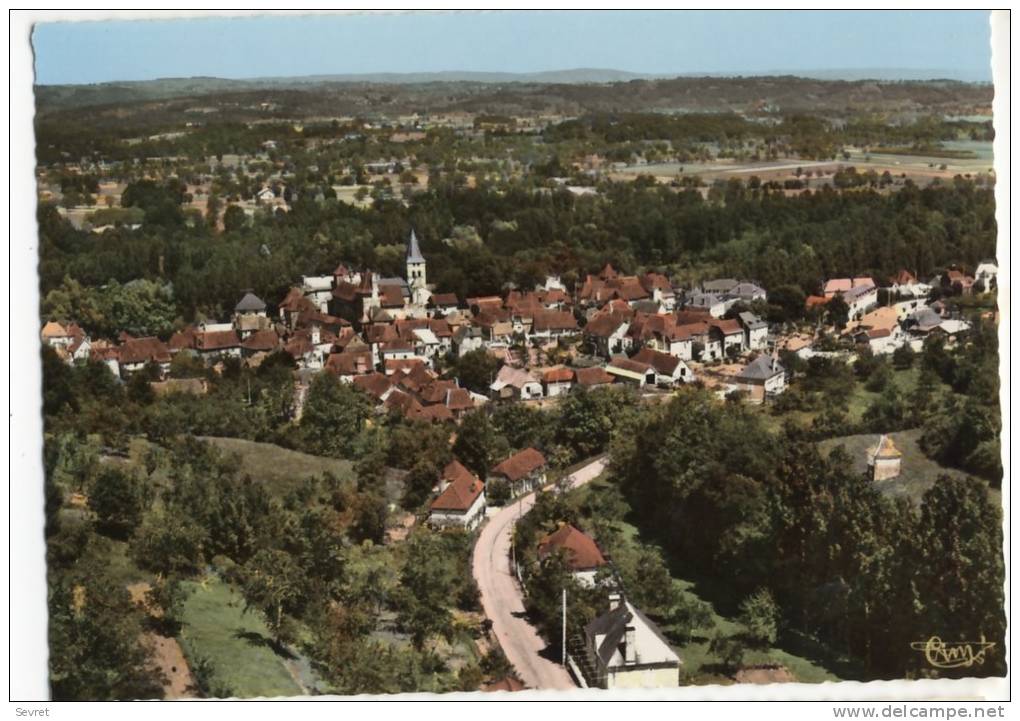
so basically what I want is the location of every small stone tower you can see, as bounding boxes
[867,434,902,481]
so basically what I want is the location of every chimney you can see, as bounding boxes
[310,324,321,346]
[624,626,637,664]
[608,591,623,611]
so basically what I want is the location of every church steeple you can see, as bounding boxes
[406,228,426,266]
[406,229,428,307]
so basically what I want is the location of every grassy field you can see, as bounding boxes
[845,366,924,425]
[198,436,355,497]
[573,479,849,685]
[818,427,987,505]
[177,575,305,698]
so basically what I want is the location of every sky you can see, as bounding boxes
[32,10,993,85]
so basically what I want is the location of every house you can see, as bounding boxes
[301,276,335,313]
[541,367,575,397]
[537,523,608,587]
[700,278,739,295]
[490,365,543,401]
[823,277,874,300]
[735,355,786,403]
[867,434,902,481]
[531,310,578,341]
[728,282,767,303]
[194,329,242,360]
[452,325,485,357]
[738,312,769,350]
[685,292,730,318]
[888,270,931,299]
[429,467,486,530]
[574,366,616,390]
[708,318,746,356]
[942,269,976,296]
[240,328,281,357]
[843,283,879,320]
[584,311,632,358]
[975,259,998,292]
[605,356,657,387]
[429,292,460,317]
[118,336,172,377]
[584,593,681,689]
[490,447,547,498]
[632,347,693,386]
[627,313,693,360]
[41,321,71,347]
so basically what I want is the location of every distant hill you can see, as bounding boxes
[34,72,994,125]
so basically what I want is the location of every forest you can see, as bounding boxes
[39,175,996,337]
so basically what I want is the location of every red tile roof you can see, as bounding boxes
[491,448,547,483]
[353,372,393,400]
[574,366,615,387]
[119,337,171,365]
[538,523,607,571]
[241,328,280,352]
[542,367,575,383]
[430,470,484,512]
[195,329,240,351]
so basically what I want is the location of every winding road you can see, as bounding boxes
[471,455,609,690]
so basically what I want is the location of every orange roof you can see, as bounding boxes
[41,321,68,338]
[538,523,608,571]
[542,367,575,383]
[491,447,547,483]
[430,471,484,512]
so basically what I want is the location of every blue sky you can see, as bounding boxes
[32,10,993,85]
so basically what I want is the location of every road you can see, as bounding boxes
[472,455,609,691]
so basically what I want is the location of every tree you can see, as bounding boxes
[396,530,457,649]
[239,548,307,646]
[739,588,780,646]
[453,410,508,479]
[826,296,850,330]
[892,343,916,370]
[301,372,372,458]
[48,563,167,700]
[914,476,1006,677]
[89,467,147,539]
[451,349,499,394]
[223,204,247,232]
[349,491,388,545]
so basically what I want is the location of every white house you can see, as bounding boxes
[491,365,544,401]
[843,283,879,320]
[541,367,575,397]
[632,347,694,386]
[490,448,547,498]
[584,593,681,689]
[605,356,657,387]
[686,292,731,318]
[975,259,999,292]
[429,469,486,530]
[301,276,335,313]
[738,312,769,351]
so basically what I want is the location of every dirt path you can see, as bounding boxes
[128,582,197,699]
[471,455,609,691]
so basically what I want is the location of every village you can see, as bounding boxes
[39,224,999,690]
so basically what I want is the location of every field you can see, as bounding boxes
[198,436,355,496]
[177,575,308,698]
[818,428,990,505]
